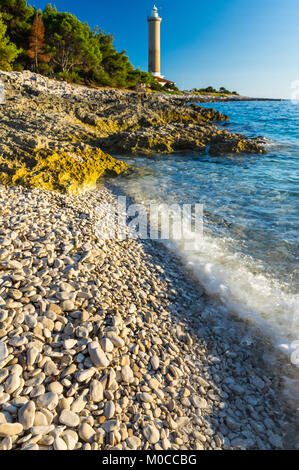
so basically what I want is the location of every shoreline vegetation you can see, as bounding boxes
[0,1,178,93]
[0,1,283,100]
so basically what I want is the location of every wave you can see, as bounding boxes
[160,226,299,354]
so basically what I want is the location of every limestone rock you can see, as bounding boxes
[88,342,109,368]
[0,423,23,436]
[18,401,35,430]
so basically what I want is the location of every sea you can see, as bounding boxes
[109,100,299,368]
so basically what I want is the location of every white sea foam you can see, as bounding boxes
[161,225,299,355]
[118,182,298,357]
[111,184,299,400]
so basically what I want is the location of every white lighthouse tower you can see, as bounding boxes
[147,5,162,78]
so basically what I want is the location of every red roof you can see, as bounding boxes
[155,76,175,84]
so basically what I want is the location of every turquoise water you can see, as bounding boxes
[111,101,299,351]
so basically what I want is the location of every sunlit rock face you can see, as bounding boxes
[0,70,266,193]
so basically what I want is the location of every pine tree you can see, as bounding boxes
[27,12,49,72]
[0,13,19,70]
[0,0,35,49]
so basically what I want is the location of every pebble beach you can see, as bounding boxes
[0,183,297,450]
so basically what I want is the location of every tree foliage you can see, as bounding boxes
[0,1,178,91]
[194,86,239,95]
[27,12,50,72]
[42,6,101,78]
[0,13,20,70]
[0,0,35,48]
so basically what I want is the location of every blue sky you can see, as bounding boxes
[32,0,299,98]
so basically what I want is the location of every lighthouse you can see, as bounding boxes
[147,5,162,78]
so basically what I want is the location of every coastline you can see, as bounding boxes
[0,183,297,450]
[158,94,285,103]
[0,70,267,195]
[0,71,298,451]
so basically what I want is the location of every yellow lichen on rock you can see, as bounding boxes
[75,116,128,137]
[209,138,266,156]
[158,111,194,125]
[95,118,124,135]
[0,148,129,194]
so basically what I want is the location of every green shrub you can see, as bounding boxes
[0,12,20,70]
[58,71,83,84]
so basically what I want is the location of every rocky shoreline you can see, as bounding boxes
[0,71,267,194]
[0,183,297,450]
[159,94,284,103]
[0,71,298,451]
